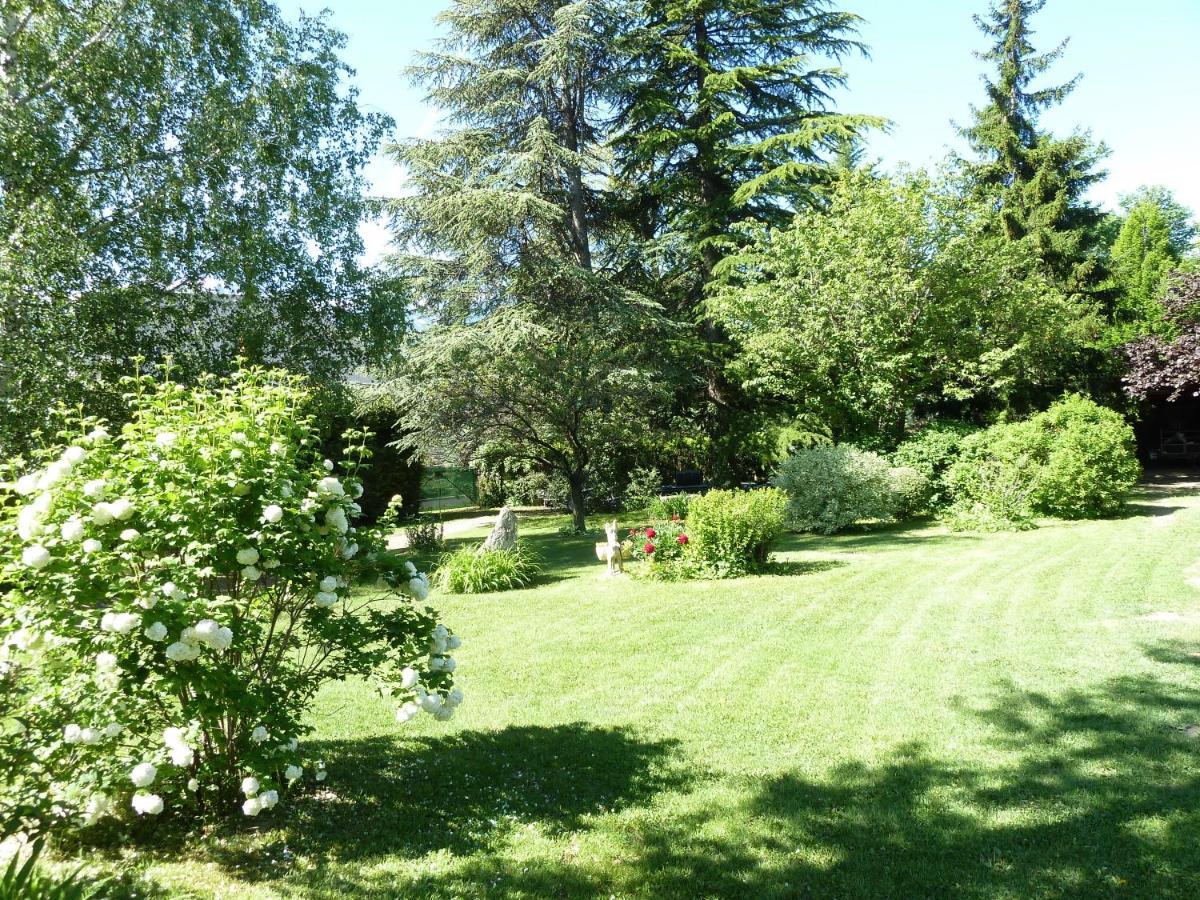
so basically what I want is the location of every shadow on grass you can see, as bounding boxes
[762,558,848,577]
[328,673,1200,899]
[206,723,688,887]
[778,518,983,554]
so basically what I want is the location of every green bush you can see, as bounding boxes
[889,466,931,520]
[892,420,980,510]
[647,493,690,520]
[685,488,787,577]
[945,395,1140,529]
[405,516,445,552]
[774,445,898,534]
[1032,394,1141,518]
[944,424,1041,530]
[437,542,541,593]
[623,466,662,511]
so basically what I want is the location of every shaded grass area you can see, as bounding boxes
[57,486,1200,897]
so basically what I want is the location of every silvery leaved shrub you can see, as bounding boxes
[0,367,460,837]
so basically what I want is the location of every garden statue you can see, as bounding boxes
[595,519,624,576]
[480,506,518,552]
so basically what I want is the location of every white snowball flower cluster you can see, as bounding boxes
[165,619,233,661]
[91,497,134,525]
[22,545,51,569]
[132,793,164,816]
[164,727,194,767]
[240,775,279,816]
[262,504,284,524]
[100,611,141,635]
[130,762,157,788]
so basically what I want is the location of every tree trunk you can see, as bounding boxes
[567,469,587,533]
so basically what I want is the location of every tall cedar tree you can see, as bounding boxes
[609,0,882,482]
[385,1,663,530]
[958,0,1108,301]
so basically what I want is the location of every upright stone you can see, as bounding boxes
[480,506,518,553]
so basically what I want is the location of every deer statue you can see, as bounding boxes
[594,519,624,576]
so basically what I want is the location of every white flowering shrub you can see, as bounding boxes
[0,368,460,836]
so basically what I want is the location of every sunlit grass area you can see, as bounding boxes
[66,481,1200,897]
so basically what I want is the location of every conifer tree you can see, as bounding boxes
[1109,200,1178,335]
[608,0,882,480]
[958,0,1107,298]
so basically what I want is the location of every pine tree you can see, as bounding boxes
[958,0,1108,298]
[608,0,882,480]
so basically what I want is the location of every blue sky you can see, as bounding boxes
[278,0,1200,263]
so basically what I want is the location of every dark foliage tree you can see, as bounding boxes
[1122,274,1200,402]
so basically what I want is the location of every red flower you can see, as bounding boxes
[644,542,656,554]
[645,527,657,539]
[677,534,689,545]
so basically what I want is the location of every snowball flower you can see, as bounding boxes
[95,652,118,672]
[187,778,200,792]
[409,577,430,601]
[82,479,106,499]
[165,641,199,662]
[315,769,328,782]
[100,611,140,635]
[236,547,259,566]
[55,518,85,544]
[447,635,462,651]
[82,795,110,825]
[22,545,51,569]
[103,722,123,738]
[13,473,37,495]
[163,727,187,747]
[119,528,140,542]
[261,504,284,524]
[108,498,134,520]
[323,459,335,471]
[193,619,220,642]
[209,627,234,652]
[61,445,84,465]
[319,575,338,593]
[82,538,102,554]
[419,693,444,714]
[144,621,168,642]
[241,776,261,796]
[241,565,261,581]
[131,793,164,816]
[242,797,263,816]
[325,507,348,533]
[155,431,177,448]
[342,542,359,559]
[86,427,109,443]
[317,476,344,497]
[90,502,115,525]
[447,687,464,708]
[270,441,285,456]
[396,702,420,724]
[314,591,338,608]
[63,724,82,744]
[400,667,419,690]
[285,765,303,783]
[170,744,194,767]
[404,561,417,576]
[130,762,157,787]
[79,727,101,745]
[250,727,269,744]
[259,789,279,809]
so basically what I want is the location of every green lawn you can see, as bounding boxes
[71,480,1200,898]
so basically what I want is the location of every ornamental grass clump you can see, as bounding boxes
[436,542,541,594]
[0,367,461,837]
